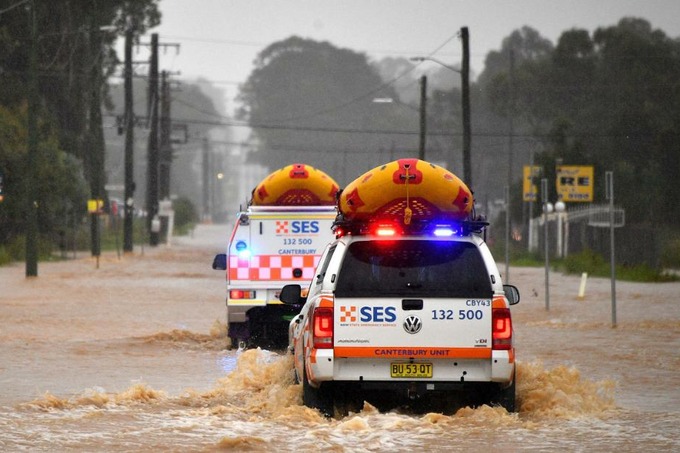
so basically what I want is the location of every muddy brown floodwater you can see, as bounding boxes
[0,224,678,452]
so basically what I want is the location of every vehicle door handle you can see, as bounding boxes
[402,299,423,310]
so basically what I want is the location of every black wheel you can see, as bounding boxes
[332,383,364,417]
[488,370,516,412]
[302,361,333,417]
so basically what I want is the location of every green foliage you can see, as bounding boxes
[0,104,89,245]
[0,234,55,265]
[0,1,160,259]
[483,18,680,227]
[0,246,11,266]
[485,243,678,283]
[173,197,199,232]
[560,249,677,282]
[660,233,680,269]
[237,36,419,184]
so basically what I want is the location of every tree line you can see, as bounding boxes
[0,0,160,257]
[1,8,678,263]
[238,18,680,230]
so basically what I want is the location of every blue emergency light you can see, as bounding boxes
[235,240,251,258]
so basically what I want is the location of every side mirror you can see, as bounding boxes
[212,253,227,270]
[279,284,303,305]
[503,284,520,305]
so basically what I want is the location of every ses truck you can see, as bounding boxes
[279,159,520,416]
[212,164,339,349]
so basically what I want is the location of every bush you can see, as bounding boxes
[0,246,10,266]
[0,234,58,265]
[559,249,677,282]
[660,235,680,269]
[173,197,198,233]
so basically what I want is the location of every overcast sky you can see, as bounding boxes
[144,0,680,112]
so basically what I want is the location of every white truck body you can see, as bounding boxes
[224,205,337,348]
[281,223,519,416]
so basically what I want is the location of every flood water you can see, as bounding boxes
[1,224,678,451]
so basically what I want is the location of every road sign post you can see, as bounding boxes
[606,171,617,327]
[541,178,550,311]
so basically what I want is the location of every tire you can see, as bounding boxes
[488,370,516,412]
[332,383,363,417]
[302,361,333,417]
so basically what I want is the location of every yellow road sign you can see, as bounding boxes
[87,199,104,214]
[556,165,594,202]
[523,166,541,201]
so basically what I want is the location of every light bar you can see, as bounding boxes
[433,227,455,237]
[376,227,397,237]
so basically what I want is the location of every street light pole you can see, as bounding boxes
[418,75,427,160]
[461,26,471,187]
[26,0,39,277]
[410,26,472,186]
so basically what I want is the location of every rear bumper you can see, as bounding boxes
[307,348,515,386]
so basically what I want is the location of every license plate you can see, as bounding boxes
[390,362,433,378]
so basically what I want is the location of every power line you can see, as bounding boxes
[243,31,463,125]
[0,0,28,16]
[105,112,668,139]
[158,34,467,58]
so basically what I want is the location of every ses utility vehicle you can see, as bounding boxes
[212,164,339,350]
[279,159,520,416]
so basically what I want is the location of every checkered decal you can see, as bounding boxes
[339,306,357,323]
[229,255,320,280]
[275,221,289,234]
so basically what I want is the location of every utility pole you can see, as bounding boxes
[503,49,516,272]
[461,26,472,187]
[202,138,211,222]
[418,75,427,160]
[88,16,107,262]
[507,49,516,202]
[159,70,172,201]
[146,33,160,246]
[25,0,38,277]
[542,178,550,311]
[159,70,173,239]
[123,26,135,252]
[142,34,179,245]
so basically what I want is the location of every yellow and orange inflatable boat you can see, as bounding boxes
[338,158,473,224]
[251,163,339,206]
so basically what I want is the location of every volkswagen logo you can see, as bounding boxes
[403,316,422,334]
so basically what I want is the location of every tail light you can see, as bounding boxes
[229,290,256,299]
[312,307,333,349]
[492,307,513,350]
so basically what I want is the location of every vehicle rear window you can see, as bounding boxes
[335,240,492,298]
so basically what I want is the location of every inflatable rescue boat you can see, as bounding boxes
[338,158,473,224]
[251,163,339,206]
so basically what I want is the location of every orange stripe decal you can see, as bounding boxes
[333,346,492,359]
